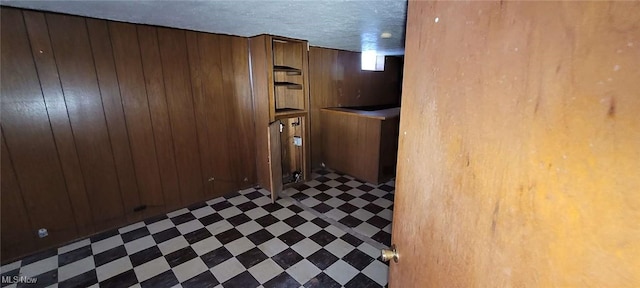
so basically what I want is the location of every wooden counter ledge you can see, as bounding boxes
[320,106,400,184]
[320,107,400,120]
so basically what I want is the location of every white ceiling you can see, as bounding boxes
[2,0,407,55]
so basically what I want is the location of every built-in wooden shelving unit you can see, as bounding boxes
[249,35,311,202]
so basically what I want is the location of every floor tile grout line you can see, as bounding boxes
[4,185,389,287]
[280,189,389,251]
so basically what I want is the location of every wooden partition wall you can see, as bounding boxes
[0,8,256,262]
[308,48,403,168]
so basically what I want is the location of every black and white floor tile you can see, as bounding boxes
[286,170,394,247]
[0,170,394,288]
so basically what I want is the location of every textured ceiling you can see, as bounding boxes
[2,0,407,55]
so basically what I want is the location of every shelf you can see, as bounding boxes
[273,65,302,75]
[275,108,306,119]
[274,82,303,90]
[275,108,304,113]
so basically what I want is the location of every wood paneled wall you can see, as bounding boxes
[391,1,639,287]
[308,47,403,168]
[0,7,256,262]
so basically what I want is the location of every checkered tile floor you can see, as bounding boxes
[0,173,392,288]
[285,170,394,247]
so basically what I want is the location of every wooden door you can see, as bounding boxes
[268,121,283,203]
[390,1,639,287]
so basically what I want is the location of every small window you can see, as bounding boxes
[361,51,385,71]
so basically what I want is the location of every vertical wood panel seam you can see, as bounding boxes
[135,25,165,208]
[43,13,94,230]
[227,38,243,182]
[247,38,259,180]
[106,20,148,214]
[218,37,232,181]
[156,28,183,206]
[188,32,210,186]
[23,11,79,235]
[88,19,129,216]
[183,30,205,199]
[0,126,36,243]
[243,37,257,183]
[220,37,236,181]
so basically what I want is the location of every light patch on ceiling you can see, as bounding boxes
[2,0,407,55]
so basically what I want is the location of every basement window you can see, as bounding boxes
[361,50,385,71]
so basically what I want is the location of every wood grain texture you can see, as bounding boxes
[23,11,94,235]
[268,121,283,202]
[47,13,126,229]
[157,27,204,206]
[109,22,165,219]
[273,40,305,111]
[221,35,258,191]
[215,34,243,194]
[321,109,398,184]
[137,25,182,212]
[1,8,78,251]
[249,35,272,190]
[86,18,141,224]
[229,36,257,188]
[185,32,255,198]
[1,130,37,260]
[391,1,640,287]
[1,7,258,262]
[185,31,216,199]
[308,47,403,168]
